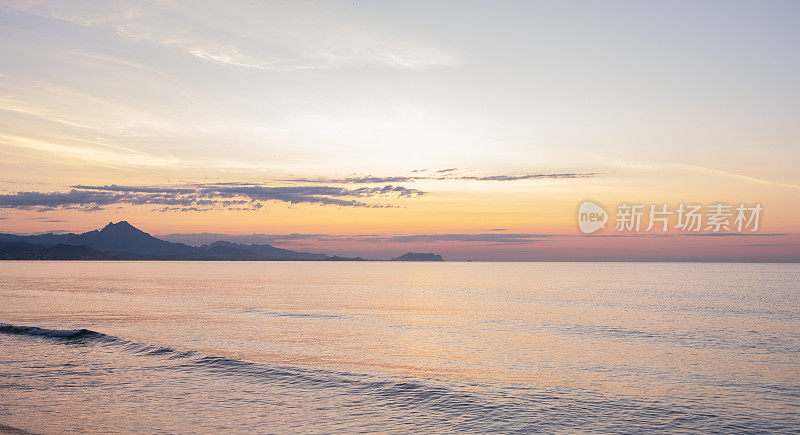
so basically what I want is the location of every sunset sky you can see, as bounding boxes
[1,0,798,260]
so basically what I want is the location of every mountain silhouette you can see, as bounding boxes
[0,241,110,260]
[391,252,444,261]
[0,221,349,261]
[65,221,199,257]
[202,241,327,260]
[0,221,444,261]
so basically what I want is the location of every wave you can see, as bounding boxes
[220,308,354,320]
[0,323,196,358]
[2,321,797,432]
[548,322,800,354]
[0,321,510,429]
[0,323,110,341]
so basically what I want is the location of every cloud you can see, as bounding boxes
[158,232,326,246]
[672,164,800,189]
[0,131,283,170]
[21,216,68,222]
[0,133,181,168]
[0,183,423,211]
[4,1,458,71]
[157,232,562,246]
[200,184,421,207]
[284,171,599,184]
[619,160,800,189]
[0,190,130,211]
[73,184,195,194]
[316,233,561,244]
[458,173,598,181]
[285,176,415,184]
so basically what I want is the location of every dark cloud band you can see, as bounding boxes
[0,183,423,211]
[284,172,598,184]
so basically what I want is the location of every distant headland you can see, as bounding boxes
[391,252,444,262]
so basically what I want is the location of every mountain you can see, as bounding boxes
[0,221,360,261]
[0,241,111,260]
[391,252,444,261]
[201,241,328,260]
[0,232,76,246]
[0,221,198,257]
[65,221,200,257]
[198,243,264,260]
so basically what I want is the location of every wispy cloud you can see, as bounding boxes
[67,50,173,78]
[4,1,458,71]
[672,163,800,189]
[0,183,423,211]
[458,173,598,181]
[0,132,287,170]
[288,176,416,184]
[285,171,599,184]
[157,232,561,246]
[315,233,561,244]
[617,160,800,189]
[0,133,180,168]
[158,232,327,246]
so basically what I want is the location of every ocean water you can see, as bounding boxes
[0,261,798,433]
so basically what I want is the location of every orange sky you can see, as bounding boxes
[1,1,799,260]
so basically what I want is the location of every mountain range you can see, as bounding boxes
[0,221,443,261]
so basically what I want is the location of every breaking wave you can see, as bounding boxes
[0,323,110,341]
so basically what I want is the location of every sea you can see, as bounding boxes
[0,261,798,433]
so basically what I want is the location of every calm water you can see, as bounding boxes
[0,261,798,433]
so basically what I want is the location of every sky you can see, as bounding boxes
[0,0,798,261]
